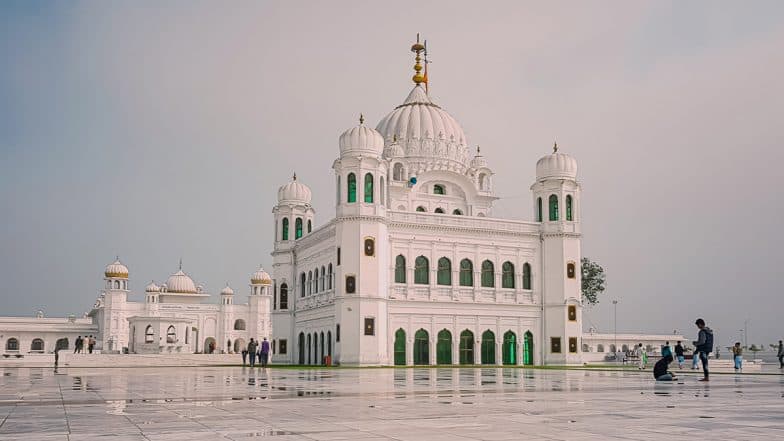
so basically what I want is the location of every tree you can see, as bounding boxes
[581,257,605,306]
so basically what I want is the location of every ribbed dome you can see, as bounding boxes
[376,85,469,169]
[536,146,578,181]
[250,266,272,285]
[277,175,312,205]
[339,118,384,158]
[220,284,234,295]
[105,259,129,279]
[165,269,198,294]
[145,281,160,292]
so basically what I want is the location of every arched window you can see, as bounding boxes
[394,255,406,283]
[393,163,404,181]
[434,207,444,214]
[300,273,306,297]
[523,331,534,365]
[567,262,576,279]
[522,263,532,290]
[298,333,305,365]
[347,173,357,203]
[280,283,288,309]
[537,197,543,222]
[433,184,445,195]
[295,218,303,239]
[364,238,375,256]
[5,338,19,351]
[566,195,573,221]
[364,173,374,203]
[502,331,517,365]
[234,319,246,331]
[307,219,312,233]
[502,261,515,288]
[166,326,177,343]
[549,195,558,221]
[437,257,452,286]
[414,256,429,284]
[459,259,474,286]
[313,268,319,293]
[320,266,325,291]
[145,326,154,343]
[380,176,385,205]
[452,209,462,215]
[307,271,313,295]
[436,329,452,364]
[459,330,475,364]
[416,206,426,212]
[413,329,429,365]
[479,173,487,191]
[609,344,616,353]
[30,338,44,352]
[327,264,333,289]
[282,218,289,240]
[597,344,605,352]
[115,280,120,289]
[481,260,495,287]
[336,175,340,205]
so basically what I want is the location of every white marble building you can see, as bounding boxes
[88,260,273,354]
[269,40,584,366]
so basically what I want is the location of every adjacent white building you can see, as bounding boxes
[269,40,584,366]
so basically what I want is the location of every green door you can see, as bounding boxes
[413,329,429,365]
[459,330,474,364]
[481,330,495,364]
[436,330,452,364]
[523,331,534,365]
[503,331,517,365]
[394,329,406,365]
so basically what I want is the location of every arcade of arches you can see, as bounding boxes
[393,328,535,366]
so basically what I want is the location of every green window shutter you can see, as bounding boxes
[364,173,374,203]
[414,256,429,284]
[459,259,473,286]
[481,260,494,287]
[282,218,289,240]
[566,195,573,221]
[437,258,452,285]
[549,195,558,221]
[347,173,356,203]
[394,255,406,283]
[537,197,543,222]
[295,218,303,239]
[523,263,531,290]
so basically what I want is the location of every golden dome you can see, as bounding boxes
[104,258,129,279]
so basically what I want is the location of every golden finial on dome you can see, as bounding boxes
[359,113,364,125]
[411,33,425,85]
[293,172,297,181]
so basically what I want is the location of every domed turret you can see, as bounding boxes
[251,266,272,285]
[339,115,384,158]
[470,145,488,169]
[105,258,129,279]
[165,263,198,294]
[277,174,312,205]
[145,281,160,292]
[220,284,234,295]
[536,143,578,181]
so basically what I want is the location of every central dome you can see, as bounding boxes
[376,85,470,170]
[165,269,197,294]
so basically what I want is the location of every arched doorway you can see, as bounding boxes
[481,330,495,364]
[233,338,245,353]
[55,338,69,351]
[327,331,332,357]
[502,331,517,365]
[312,332,318,365]
[394,329,406,365]
[523,331,534,365]
[298,332,305,365]
[204,337,216,354]
[319,332,325,364]
[30,338,44,352]
[413,329,429,365]
[459,330,474,364]
[436,329,452,364]
[307,334,312,365]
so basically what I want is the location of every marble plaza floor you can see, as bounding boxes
[0,366,782,441]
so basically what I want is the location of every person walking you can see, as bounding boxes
[777,340,784,369]
[241,345,248,366]
[259,338,270,367]
[74,336,82,354]
[247,338,257,367]
[54,344,61,369]
[636,343,645,370]
[88,335,95,354]
[674,341,685,369]
[692,318,713,382]
[661,341,672,358]
[732,342,743,371]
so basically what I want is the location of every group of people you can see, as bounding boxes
[73,335,96,354]
[241,337,270,367]
[653,318,713,382]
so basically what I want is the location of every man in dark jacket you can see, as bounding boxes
[674,341,685,369]
[692,318,713,382]
[653,354,677,381]
[247,338,257,367]
[259,338,270,367]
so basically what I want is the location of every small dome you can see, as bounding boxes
[470,146,488,169]
[145,281,160,292]
[250,266,272,285]
[165,268,198,294]
[383,138,405,158]
[220,284,234,295]
[105,258,129,279]
[277,174,312,205]
[536,144,578,180]
[339,116,384,158]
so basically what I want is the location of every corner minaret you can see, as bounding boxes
[102,258,130,352]
[249,266,272,342]
[532,143,582,364]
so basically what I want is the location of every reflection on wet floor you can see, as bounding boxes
[0,366,782,440]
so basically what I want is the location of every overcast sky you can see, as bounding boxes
[2,1,783,347]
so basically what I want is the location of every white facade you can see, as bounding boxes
[269,41,585,366]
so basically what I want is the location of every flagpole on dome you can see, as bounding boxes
[411,34,426,86]
[423,39,429,94]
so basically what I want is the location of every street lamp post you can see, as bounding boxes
[612,300,618,359]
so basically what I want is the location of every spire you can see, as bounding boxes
[293,172,297,181]
[476,145,481,155]
[553,141,558,153]
[178,258,182,270]
[423,39,430,93]
[411,34,425,85]
[359,113,364,125]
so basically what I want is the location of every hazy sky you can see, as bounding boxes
[2,1,783,346]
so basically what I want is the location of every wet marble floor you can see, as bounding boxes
[0,366,782,440]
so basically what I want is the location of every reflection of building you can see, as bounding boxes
[0,260,272,356]
[270,39,584,366]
